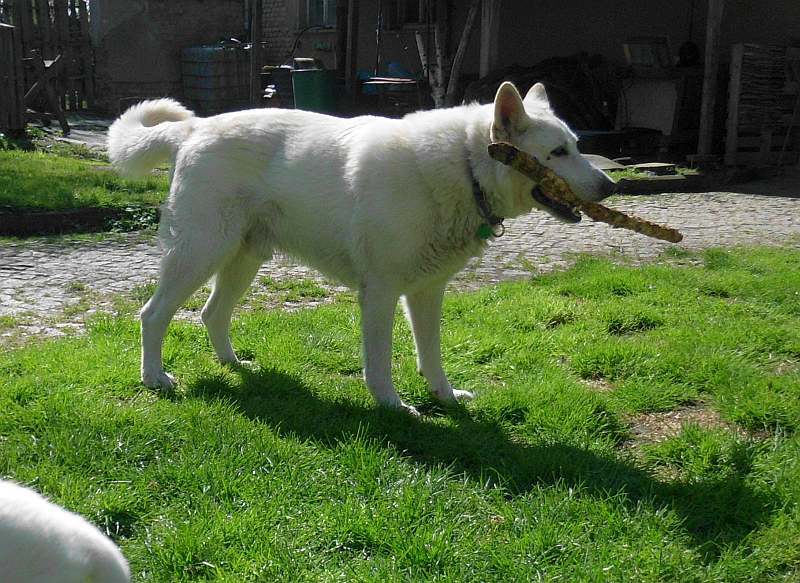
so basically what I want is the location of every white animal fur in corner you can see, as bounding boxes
[0,480,130,583]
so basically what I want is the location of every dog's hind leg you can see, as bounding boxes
[201,246,265,365]
[359,281,419,416]
[141,233,238,390]
[403,283,474,405]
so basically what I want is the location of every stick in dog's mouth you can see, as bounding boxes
[530,185,582,223]
[488,142,683,243]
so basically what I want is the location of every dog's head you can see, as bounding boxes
[490,82,616,222]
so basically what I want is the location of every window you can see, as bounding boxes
[304,0,337,28]
[384,0,437,30]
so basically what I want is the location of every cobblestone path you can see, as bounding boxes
[1,191,799,321]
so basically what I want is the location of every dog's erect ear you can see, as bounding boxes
[492,82,527,141]
[524,82,550,108]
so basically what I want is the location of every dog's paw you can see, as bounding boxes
[431,386,474,406]
[142,370,176,391]
[451,389,475,402]
[398,402,422,417]
[378,399,421,417]
[227,359,260,372]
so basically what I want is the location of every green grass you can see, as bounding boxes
[0,149,168,212]
[259,277,330,303]
[0,315,20,329]
[2,246,800,581]
[608,167,700,181]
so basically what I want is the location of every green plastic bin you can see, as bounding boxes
[292,69,336,113]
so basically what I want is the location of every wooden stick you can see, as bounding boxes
[488,142,684,243]
[445,0,480,107]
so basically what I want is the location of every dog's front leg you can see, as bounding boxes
[404,283,474,405]
[359,282,419,416]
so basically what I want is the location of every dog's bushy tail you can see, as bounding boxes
[107,99,195,177]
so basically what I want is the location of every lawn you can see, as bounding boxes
[1,246,799,581]
[0,147,168,212]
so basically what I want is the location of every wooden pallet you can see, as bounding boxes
[725,43,798,166]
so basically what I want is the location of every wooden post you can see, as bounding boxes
[445,0,480,106]
[724,43,743,165]
[479,0,501,78]
[0,23,26,134]
[37,0,51,60]
[345,0,360,99]
[15,0,35,55]
[250,0,263,107]
[77,0,94,107]
[432,0,450,108]
[335,2,348,75]
[696,0,725,156]
[52,0,70,110]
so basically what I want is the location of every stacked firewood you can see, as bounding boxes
[735,44,787,129]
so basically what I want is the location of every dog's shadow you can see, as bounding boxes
[187,366,775,562]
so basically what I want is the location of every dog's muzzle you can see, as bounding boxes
[530,186,582,223]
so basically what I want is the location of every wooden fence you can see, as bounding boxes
[0,23,26,132]
[0,0,93,111]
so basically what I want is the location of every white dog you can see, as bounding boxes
[108,82,615,415]
[0,480,130,583]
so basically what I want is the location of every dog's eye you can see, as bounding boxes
[551,146,569,157]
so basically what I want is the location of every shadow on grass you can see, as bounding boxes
[187,366,776,562]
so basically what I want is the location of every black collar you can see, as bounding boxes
[467,159,505,239]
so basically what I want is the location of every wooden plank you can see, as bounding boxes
[335,1,348,75]
[23,52,63,102]
[0,25,11,130]
[724,43,744,165]
[15,0,35,56]
[249,0,263,106]
[52,0,68,110]
[77,0,92,107]
[345,0,359,98]
[67,0,79,110]
[479,0,500,78]
[445,0,480,106]
[697,0,725,155]
[37,0,52,59]
[0,23,26,132]
[12,21,26,129]
[53,0,68,52]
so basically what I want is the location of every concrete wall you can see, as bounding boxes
[90,0,246,114]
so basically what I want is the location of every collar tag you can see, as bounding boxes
[468,160,505,240]
[476,223,494,239]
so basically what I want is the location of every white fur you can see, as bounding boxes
[108,82,615,415]
[0,480,130,583]
[107,98,194,177]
